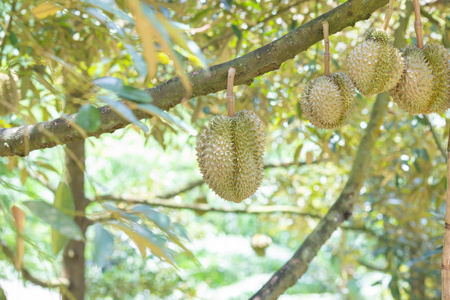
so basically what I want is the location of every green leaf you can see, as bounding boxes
[85,0,134,23]
[76,104,102,132]
[93,77,152,103]
[24,201,83,241]
[8,31,18,46]
[172,222,190,242]
[93,223,114,268]
[124,44,148,78]
[232,24,242,41]
[98,95,148,133]
[137,104,197,136]
[0,285,6,300]
[131,205,170,231]
[52,182,75,255]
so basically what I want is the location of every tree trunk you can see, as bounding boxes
[62,140,88,300]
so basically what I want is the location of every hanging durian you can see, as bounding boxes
[0,70,19,116]
[300,21,355,129]
[196,67,265,203]
[347,0,405,97]
[391,0,450,114]
[251,233,272,257]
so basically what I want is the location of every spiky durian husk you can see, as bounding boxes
[196,110,265,203]
[423,43,450,113]
[347,29,404,97]
[300,72,355,129]
[391,44,449,114]
[0,71,19,116]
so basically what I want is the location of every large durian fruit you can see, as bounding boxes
[0,71,19,116]
[300,72,355,129]
[391,43,450,114]
[347,29,405,97]
[196,110,265,203]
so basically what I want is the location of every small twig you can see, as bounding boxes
[413,0,424,48]
[0,239,68,288]
[156,159,322,199]
[424,115,446,161]
[322,21,330,77]
[382,0,395,30]
[226,67,236,117]
[0,1,16,59]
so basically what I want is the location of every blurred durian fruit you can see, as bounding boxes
[347,29,404,97]
[0,70,19,116]
[251,233,272,257]
[391,0,449,114]
[194,196,208,216]
[300,21,355,129]
[196,67,265,203]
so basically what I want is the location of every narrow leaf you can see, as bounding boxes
[93,224,114,267]
[24,201,83,241]
[138,104,197,135]
[52,182,74,255]
[76,104,102,132]
[98,95,148,133]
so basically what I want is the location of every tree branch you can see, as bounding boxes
[157,159,321,199]
[0,0,389,157]
[97,195,322,218]
[250,2,412,296]
[0,239,68,289]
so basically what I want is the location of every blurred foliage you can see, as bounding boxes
[0,0,449,299]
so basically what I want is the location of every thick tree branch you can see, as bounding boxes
[0,0,389,157]
[0,239,68,288]
[250,3,412,297]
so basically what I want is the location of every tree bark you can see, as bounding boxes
[0,0,389,157]
[62,140,88,300]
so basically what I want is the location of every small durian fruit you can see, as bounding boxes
[300,21,355,129]
[391,43,449,114]
[0,71,19,116]
[251,234,272,257]
[196,67,265,203]
[347,29,405,97]
[194,196,208,216]
[300,73,355,129]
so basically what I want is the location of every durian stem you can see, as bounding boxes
[413,0,424,48]
[226,67,236,117]
[382,0,395,31]
[322,21,330,77]
[442,122,450,299]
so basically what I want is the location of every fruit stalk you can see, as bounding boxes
[322,21,330,77]
[226,67,236,117]
[413,0,423,48]
[443,124,450,299]
[382,0,394,31]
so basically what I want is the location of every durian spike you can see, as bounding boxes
[382,0,395,31]
[322,21,330,77]
[413,0,424,48]
[226,67,236,117]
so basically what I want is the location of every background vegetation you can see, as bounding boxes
[0,0,449,299]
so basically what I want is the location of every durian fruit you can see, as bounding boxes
[196,109,265,203]
[194,196,208,216]
[300,21,355,129]
[391,43,450,114]
[251,234,272,257]
[0,71,19,116]
[347,29,405,97]
[300,72,355,129]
